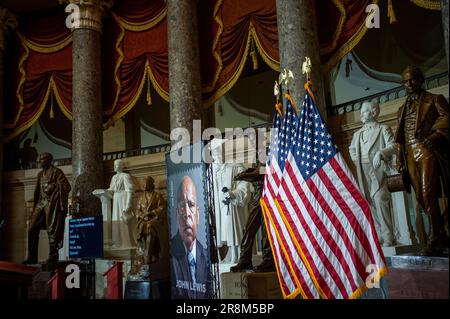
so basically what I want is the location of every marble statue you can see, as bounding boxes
[394,66,449,256]
[349,101,396,246]
[93,159,136,249]
[211,139,250,264]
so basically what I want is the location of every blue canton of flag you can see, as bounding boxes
[267,111,282,166]
[275,95,299,171]
[294,91,337,179]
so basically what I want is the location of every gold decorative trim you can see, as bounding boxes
[4,76,52,142]
[105,21,125,116]
[147,61,169,102]
[320,0,346,56]
[251,26,280,72]
[203,21,280,108]
[321,0,379,74]
[107,59,147,122]
[260,199,306,299]
[21,34,72,53]
[107,10,168,116]
[6,33,30,129]
[304,81,316,105]
[349,267,388,299]
[52,77,73,120]
[203,22,253,108]
[275,102,283,118]
[108,60,169,124]
[112,8,166,32]
[202,0,224,93]
[5,74,72,142]
[285,93,297,114]
[410,0,441,10]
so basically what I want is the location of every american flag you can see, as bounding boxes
[262,83,387,299]
[262,93,320,299]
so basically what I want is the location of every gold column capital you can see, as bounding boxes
[60,0,113,33]
[0,7,18,51]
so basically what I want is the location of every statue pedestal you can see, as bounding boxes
[220,272,282,299]
[382,244,421,257]
[386,255,449,299]
[92,189,113,247]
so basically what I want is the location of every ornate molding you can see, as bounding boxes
[60,0,113,33]
[0,7,18,51]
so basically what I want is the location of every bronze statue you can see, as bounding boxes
[23,153,71,264]
[129,176,168,277]
[395,66,449,256]
[230,166,275,272]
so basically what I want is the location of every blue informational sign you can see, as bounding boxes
[68,216,104,259]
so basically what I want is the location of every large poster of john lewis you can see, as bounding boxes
[166,144,212,299]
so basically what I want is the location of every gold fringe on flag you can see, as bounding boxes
[388,0,397,24]
[275,102,283,117]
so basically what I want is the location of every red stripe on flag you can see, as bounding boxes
[306,172,361,293]
[264,195,320,299]
[317,168,371,280]
[329,157,384,264]
[277,171,337,298]
[281,172,347,298]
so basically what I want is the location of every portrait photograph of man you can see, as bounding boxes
[166,161,212,299]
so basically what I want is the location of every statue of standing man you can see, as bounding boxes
[394,66,449,256]
[24,153,71,264]
[108,159,136,248]
[349,101,396,246]
[129,176,169,279]
[211,139,250,264]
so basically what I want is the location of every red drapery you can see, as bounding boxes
[3,0,380,141]
[4,8,72,140]
[104,0,168,122]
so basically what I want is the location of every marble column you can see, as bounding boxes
[0,8,17,220]
[64,0,112,214]
[276,0,326,118]
[167,0,203,145]
[442,0,449,69]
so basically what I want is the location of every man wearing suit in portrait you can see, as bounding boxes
[170,175,210,299]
